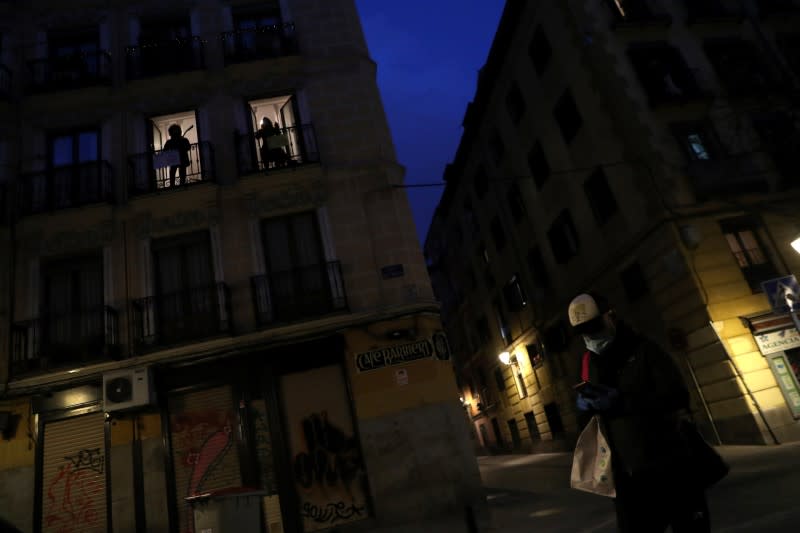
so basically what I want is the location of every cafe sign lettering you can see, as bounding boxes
[756,327,800,355]
[355,340,434,372]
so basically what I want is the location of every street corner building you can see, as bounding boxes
[0,1,485,532]
[425,0,800,459]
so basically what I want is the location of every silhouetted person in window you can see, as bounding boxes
[255,117,290,170]
[163,124,191,185]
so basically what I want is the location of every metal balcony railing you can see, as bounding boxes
[0,64,10,99]
[17,160,114,216]
[27,51,112,92]
[251,261,347,325]
[11,306,119,378]
[128,141,215,196]
[234,124,319,175]
[132,283,231,351]
[221,23,298,64]
[126,37,205,80]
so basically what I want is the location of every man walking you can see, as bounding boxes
[568,292,713,532]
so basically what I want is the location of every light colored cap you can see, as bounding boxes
[568,293,601,326]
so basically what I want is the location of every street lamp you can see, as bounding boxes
[498,351,527,398]
[791,235,800,254]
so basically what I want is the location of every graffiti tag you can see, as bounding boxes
[301,501,366,524]
[44,463,103,532]
[293,412,362,491]
[64,448,104,474]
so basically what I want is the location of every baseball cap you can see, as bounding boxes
[568,293,610,335]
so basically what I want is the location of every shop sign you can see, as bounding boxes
[755,327,800,355]
[355,340,433,372]
[767,353,800,418]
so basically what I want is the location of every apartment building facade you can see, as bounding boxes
[0,1,485,532]
[425,0,800,457]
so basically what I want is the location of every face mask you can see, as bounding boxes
[583,333,614,354]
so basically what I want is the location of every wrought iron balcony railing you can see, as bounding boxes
[17,160,114,216]
[0,64,10,99]
[234,124,320,175]
[128,141,215,196]
[132,283,231,351]
[11,306,119,378]
[221,23,298,64]
[27,51,112,92]
[251,261,347,326]
[126,37,205,80]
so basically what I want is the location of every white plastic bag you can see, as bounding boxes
[570,416,616,497]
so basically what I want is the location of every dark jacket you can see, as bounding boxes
[577,322,692,481]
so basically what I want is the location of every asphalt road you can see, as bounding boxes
[478,441,800,532]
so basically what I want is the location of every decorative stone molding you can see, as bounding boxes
[246,179,327,217]
[21,220,115,255]
[133,207,221,239]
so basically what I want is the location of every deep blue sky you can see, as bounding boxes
[355,1,506,245]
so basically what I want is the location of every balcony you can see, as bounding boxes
[11,307,119,378]
[688,153,773,200]
[128,141,214,196]
[132,283,231,351]
[0,64,10,99]
[234,124,320,175]
[126,37,205,80]
[17,161,114,216]
[27,51,112,93]
[251,261,347,326]
[221,23,298,64]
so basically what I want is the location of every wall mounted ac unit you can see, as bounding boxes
[103,367,155,413]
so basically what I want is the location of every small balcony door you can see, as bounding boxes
[262,212,329,320]
[42,256,104,361]
[47,129,101,209]
[152,231,217,344]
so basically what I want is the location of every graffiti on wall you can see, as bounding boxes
[171,410,235,533]
[292,412,367,529]
[44,449,105,532]
[250,403,278,494]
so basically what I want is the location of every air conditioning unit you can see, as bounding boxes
[103,367,155,413]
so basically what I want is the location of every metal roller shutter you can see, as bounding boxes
[41,412,107,533]
[169,385,242,533]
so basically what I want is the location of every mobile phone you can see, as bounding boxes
[573,381,600,399]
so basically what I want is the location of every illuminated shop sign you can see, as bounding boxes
[755,327,800,355]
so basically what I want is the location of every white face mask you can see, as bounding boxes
[583,335,613,354]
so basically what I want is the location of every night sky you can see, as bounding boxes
[355,1,506,245]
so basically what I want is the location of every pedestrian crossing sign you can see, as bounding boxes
[761,275,800,315]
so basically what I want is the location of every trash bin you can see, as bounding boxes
[185,487,268,533]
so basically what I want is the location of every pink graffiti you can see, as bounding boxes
[44,463,102,532]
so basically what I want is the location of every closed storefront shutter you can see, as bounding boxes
[169,385,242,533]
[41,412,107,533]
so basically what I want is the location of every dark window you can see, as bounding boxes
[524,411,540,442]
[231,3,283,56]
[526,342,543,368]
[628,44,700,106]
[705,38,774,97]
[507,183,526,223]
[489,130,505,166]
[547,209,580,264]
[491,417,505,446]
[42,255,104,349]
[620,262,649,301]
[494,367,506,392]
[152,231,216,344]
[505,82,526,125]
[503,274,528,312]
[529,26,552,76]
[544,402,565,436]
[476,315,492,345]
[777,33,800,77]
[583,168,619,225]
[490,216,507,251]
[528,141,551,189]
[527,247,550,288]
[553,90,583,144]
[473,165,489,198]
[672,122,718,161]
[720,217,780,292]
[494,299,511,345]
[508,419,522,449]
[50,129,100,167]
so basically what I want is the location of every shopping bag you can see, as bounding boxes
[570,416,616,497]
